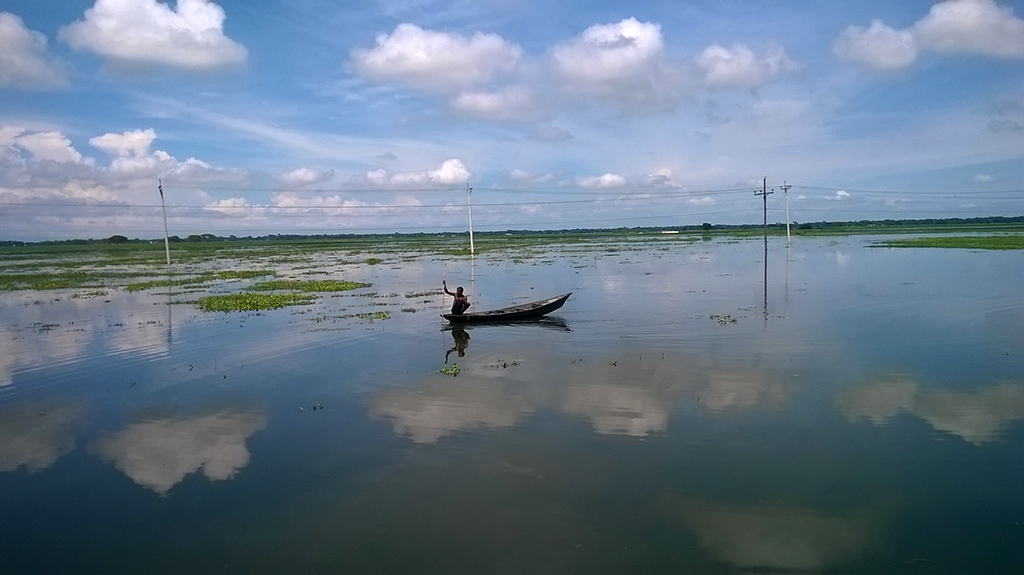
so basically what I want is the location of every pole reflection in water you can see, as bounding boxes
[763,237,769,324]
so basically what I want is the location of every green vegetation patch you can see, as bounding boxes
[125,269,276,292]
[249,279,370,292]
[0,272,99,291]
[199,293,316,312]
[356,311,390,320]
[365,257,383,265]
[871,235,1024,250]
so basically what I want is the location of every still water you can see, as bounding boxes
[2,236,1023,573]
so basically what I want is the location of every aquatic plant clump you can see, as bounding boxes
[0,272,97,291]
[249,279,370,292]
[125,269,275,292]
[199,293,316,312]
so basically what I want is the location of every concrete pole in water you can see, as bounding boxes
[159,179,171,266]
[467,183,475,256]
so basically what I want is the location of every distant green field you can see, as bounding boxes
[870,235,1024,250]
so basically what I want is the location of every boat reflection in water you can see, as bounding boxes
[442,316,571,363]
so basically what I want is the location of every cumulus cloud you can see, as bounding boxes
[89,128,156,158]
[688,196,716,206]
[0,12,70,89]
[92,410,266,494]
[974,174,995,182]
[276,167,334,187]
[351,158,472,187]
[59,0,248,71]
[204,196,252,216]
[551,18,683,111]
[450,86,537,121]
[914,0,1024,58]
[576,173,627,188]
[833,20,918,71]
[14,131,84,163]
[695,43,798,88]
[835,0,1024,71]
[351,23,521,92]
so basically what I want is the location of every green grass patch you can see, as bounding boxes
[249,279,370,292]
[125,269,275,292]
[870,235,1024,250]
[199,293,316,312]
[356,311,390,320]
[0,272,99,291]
[365,257,383,265]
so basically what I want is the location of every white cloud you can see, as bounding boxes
[688,196,716,206]
[92,411,266,494]
[696,43,798,88]
[89,128,156,157]
[576,173,627,188]
[204,196,251,216]
[825,190,851,201]
[974,174,995,182]
[914,0,1024,58]
[277,167,334,187]
[0,12,70,89]
[450,86,537,121]
[551,18,683,111]
[833,20,918,71]
[428,158,473,184]
[59,0,248,71]
[14,131,84,163]
[351,23,521,92]
[0,125,26,148]
[347,158,472,187]
[553,18,663,85]
[835,0,1024,71]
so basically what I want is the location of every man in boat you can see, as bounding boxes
[443,280,470,315]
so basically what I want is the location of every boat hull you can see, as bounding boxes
[442,292,571,323]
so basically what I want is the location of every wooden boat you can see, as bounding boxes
[442,292,571,323]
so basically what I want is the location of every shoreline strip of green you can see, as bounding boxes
[870,236,1024,250]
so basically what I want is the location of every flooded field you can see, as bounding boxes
[2,235,1023,573]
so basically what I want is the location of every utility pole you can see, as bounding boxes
[754,177,773,240]
[780,180,792,245]
[467,183,475,256]
[158,179,171,266]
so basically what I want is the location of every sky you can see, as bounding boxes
[1,0,1022,241]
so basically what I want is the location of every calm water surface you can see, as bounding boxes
[2,236,1023,573]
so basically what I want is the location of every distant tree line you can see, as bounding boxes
[1,215,1020,247]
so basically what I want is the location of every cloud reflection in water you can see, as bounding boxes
[0,400,88,473]
[837,379,1024,444]
[92,410,266,494]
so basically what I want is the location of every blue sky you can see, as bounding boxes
[1,0,1022,240]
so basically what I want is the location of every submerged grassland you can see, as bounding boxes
[3,224,1021,310]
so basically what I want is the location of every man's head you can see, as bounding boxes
[456,287,464,295]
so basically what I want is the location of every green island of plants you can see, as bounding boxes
[870,235,1024,250]
[249,279,370,292]
[199,293,316,312]
[126,269,276,292]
